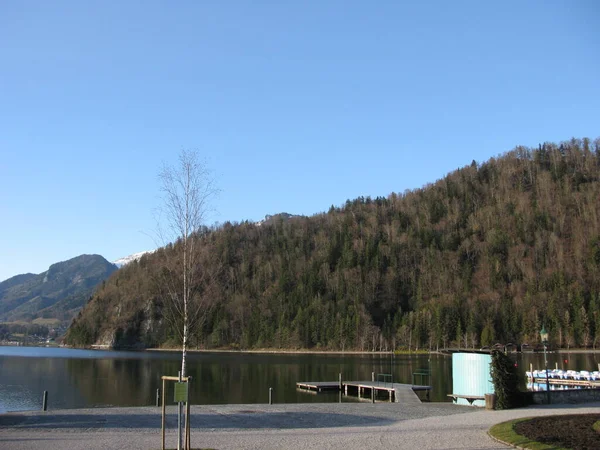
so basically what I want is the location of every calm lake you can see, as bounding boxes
[0,346,598,413]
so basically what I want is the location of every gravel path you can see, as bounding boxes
[1,401,599,449]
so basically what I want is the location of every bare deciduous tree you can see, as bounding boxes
[156,149,219,378]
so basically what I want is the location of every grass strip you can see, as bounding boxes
[488,418,568,450]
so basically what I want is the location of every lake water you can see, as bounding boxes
[0,346,598,413]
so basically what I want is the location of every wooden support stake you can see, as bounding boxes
[162,378,166,450]
[185,400,191,450]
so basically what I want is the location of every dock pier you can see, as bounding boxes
[296,380,431,403]
[526,367,600,389]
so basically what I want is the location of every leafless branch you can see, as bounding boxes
[152,150,220,377]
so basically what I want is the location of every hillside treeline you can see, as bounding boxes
[66,138,600,351]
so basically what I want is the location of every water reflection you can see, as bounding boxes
[0,346,598,413]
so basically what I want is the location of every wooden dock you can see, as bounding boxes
[296,380,431,403]
[530,377,600,388]
[296,381,342,392]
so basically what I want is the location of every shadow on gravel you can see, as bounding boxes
[0,412,395,430]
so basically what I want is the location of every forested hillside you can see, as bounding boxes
[66,138,600,351]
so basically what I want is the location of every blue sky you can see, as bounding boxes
[1,1,598,282]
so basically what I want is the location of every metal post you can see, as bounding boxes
[156,388,160,407]
[42,391,48,411]
[269,387,273,405]
[543,344,550,404]
[339,372,342,391]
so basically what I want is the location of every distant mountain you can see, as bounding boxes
[0,273,36,293]
[113,250,153,268]
[0,254,117,324]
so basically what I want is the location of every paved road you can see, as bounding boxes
[1,402,599,449]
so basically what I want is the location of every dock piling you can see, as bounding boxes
[269,387,273,405]
[42,391,48,411]
[156,388,160,407]
[371,373,375,402]
[529,363,533,379]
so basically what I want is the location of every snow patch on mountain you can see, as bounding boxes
[113,251,153,268]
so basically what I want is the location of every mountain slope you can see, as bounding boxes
[66,138,600,350]
[113,251,153,268]
[0,254,118,323]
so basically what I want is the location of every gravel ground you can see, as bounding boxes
[1,401,600,449]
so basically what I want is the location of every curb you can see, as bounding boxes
[487,431,527,449]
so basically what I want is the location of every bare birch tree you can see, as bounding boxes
[156,149,219,378]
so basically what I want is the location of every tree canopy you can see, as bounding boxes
[66,138,600,352]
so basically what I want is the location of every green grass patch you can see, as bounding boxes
[32,318,61,326]
[488,418,568,450]
[593,420,600,433]
[393,349,430,355]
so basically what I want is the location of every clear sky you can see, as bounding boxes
[1,1,598,282]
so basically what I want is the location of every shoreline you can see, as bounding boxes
[92,345,600,355]
[144,347,431,356]
[8,342,600,356]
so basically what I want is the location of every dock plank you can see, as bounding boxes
[394,385,421,405]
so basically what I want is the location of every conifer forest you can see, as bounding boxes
[66,138,600,352]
